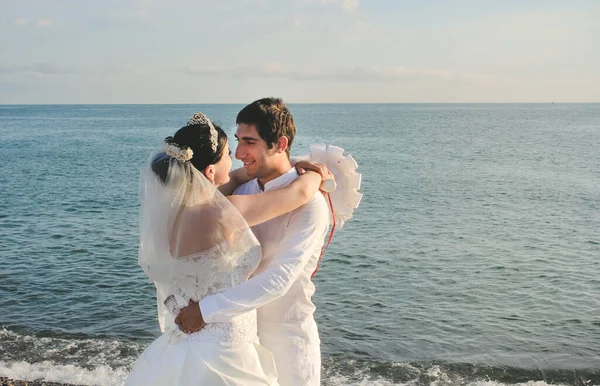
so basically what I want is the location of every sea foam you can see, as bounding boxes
[0,360,128,385]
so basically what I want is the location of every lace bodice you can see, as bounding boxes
[157,242,262,347]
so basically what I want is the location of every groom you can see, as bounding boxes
[175,97,330,385]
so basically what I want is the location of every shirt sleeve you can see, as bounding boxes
[199,195,329,323]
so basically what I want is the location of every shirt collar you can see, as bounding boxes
[261,168,298,192]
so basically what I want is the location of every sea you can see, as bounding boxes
[0,103,599,386]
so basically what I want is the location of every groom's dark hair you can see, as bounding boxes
[236,97,296,156]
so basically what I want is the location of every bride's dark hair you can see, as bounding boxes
[152,122,228,184]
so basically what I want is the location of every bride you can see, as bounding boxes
[125,112,330,385]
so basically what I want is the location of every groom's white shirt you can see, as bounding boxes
[199,168,329,386]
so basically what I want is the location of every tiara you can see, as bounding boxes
[188,112,218,153]
[163,137,193,162]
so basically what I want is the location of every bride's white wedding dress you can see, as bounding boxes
[126,150,278,386]
[126,241,278,386]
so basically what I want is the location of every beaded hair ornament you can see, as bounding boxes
[188,112,218,153]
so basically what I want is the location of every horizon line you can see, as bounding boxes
[1,101,599,106]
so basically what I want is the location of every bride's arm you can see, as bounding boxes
[218,167,252,196]
[227,171,325,227]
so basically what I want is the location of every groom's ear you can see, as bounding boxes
[276,136,288,154]
[204,165,215,182]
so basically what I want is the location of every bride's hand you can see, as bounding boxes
[295,160,331,181]
[296,161,336,194]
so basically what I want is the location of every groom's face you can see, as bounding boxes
[235,123,277,179]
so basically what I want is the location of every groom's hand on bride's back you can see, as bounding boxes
[174,301,206,334]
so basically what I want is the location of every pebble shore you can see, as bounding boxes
[0,378,79,386]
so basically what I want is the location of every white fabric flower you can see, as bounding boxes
[163,142,194,162]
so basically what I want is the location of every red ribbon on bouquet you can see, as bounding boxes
[311,192,336,278]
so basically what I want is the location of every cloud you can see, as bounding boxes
[13,18,53,27]
[184,63,489,83]
[36,19,52,27]
[312,0,359,12]
[293,66,455,82]
[14,18,30,26]
[0,63,75,76]
[340,0,359,12]
[184,61,287,78]
[0,62,167,78]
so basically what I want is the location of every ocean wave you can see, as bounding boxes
[2,329,598,386]
[0,328,142,375]
[0,361,586,386]
[0,361,127,386]
[321,356,599,386]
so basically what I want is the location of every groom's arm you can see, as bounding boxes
[198,196,328,323]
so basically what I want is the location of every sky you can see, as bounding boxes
[1,0,599,103]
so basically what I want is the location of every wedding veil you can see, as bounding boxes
[138,151,260,332]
